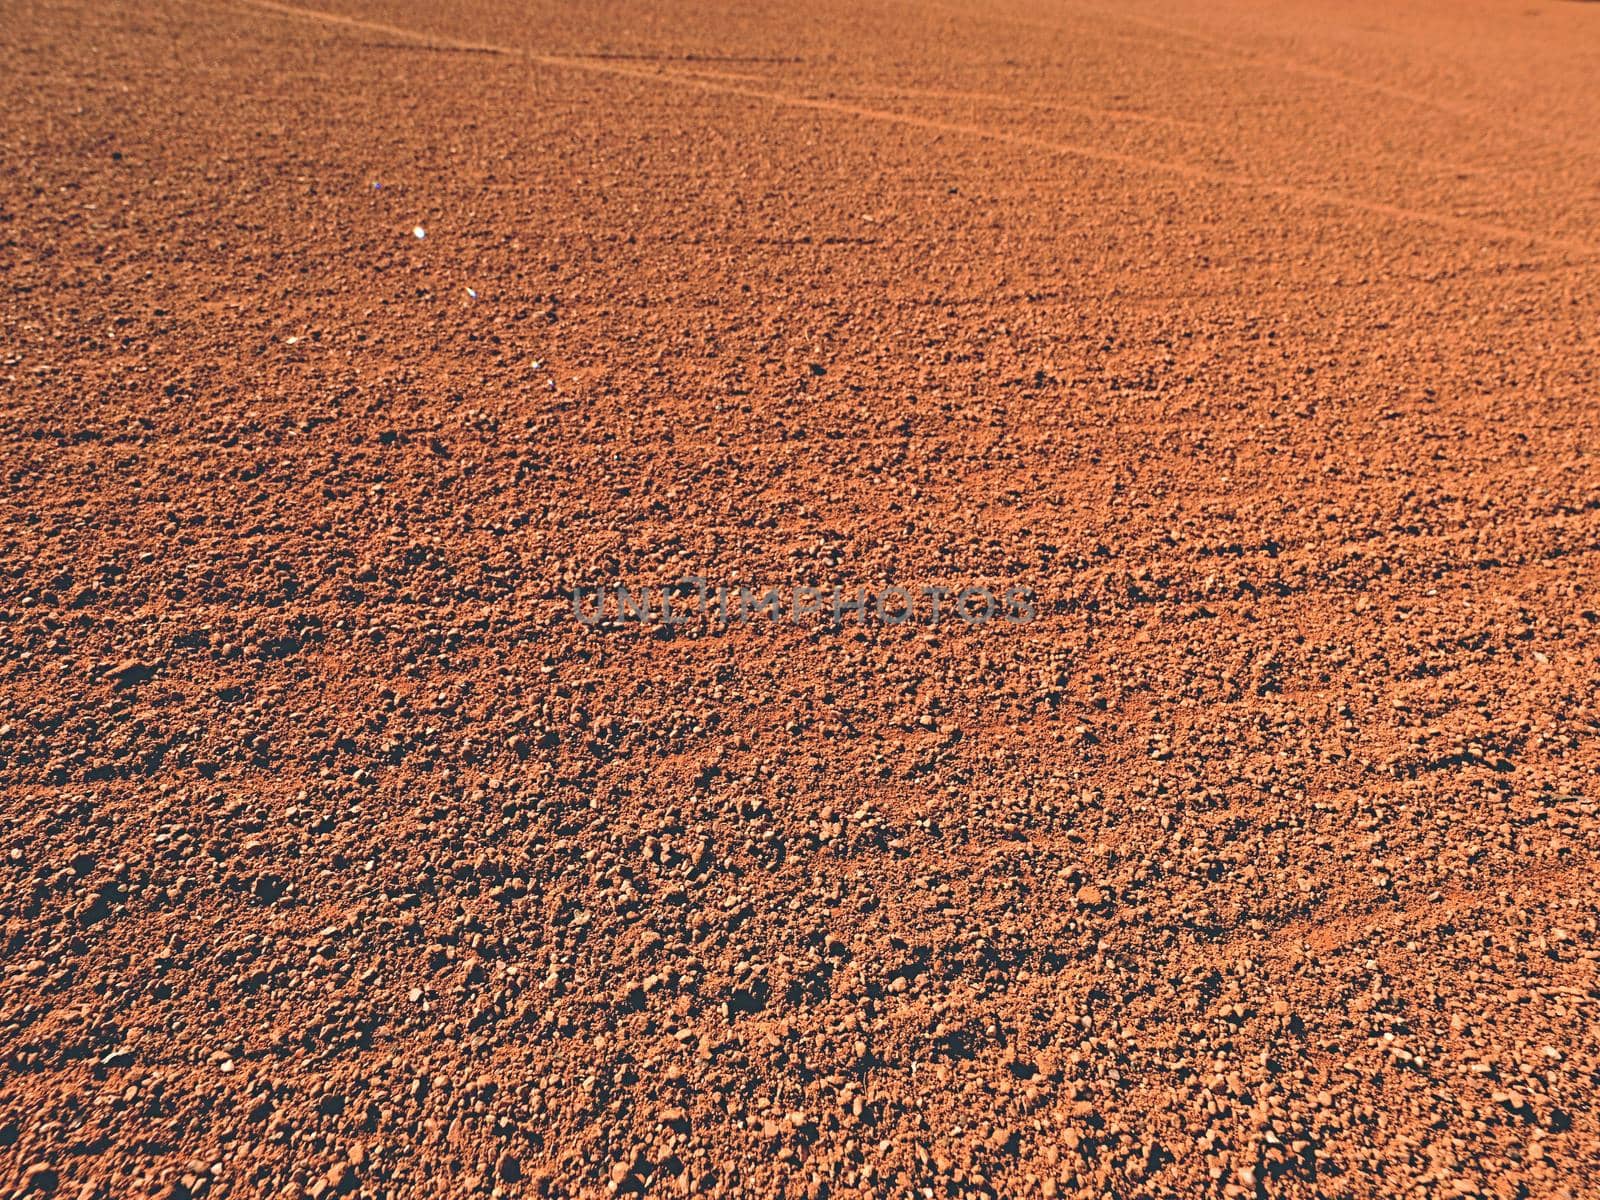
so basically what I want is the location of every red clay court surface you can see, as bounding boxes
[3,0,1600,1197]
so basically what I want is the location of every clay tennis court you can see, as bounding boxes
[3,0,1599,1196]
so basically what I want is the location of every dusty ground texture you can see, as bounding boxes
[4,0,1600,1196]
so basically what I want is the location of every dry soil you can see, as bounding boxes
[3,1,1600,1198]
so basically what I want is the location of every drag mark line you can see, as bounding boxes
[240,0,511,54]
[236,0,1599,259]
